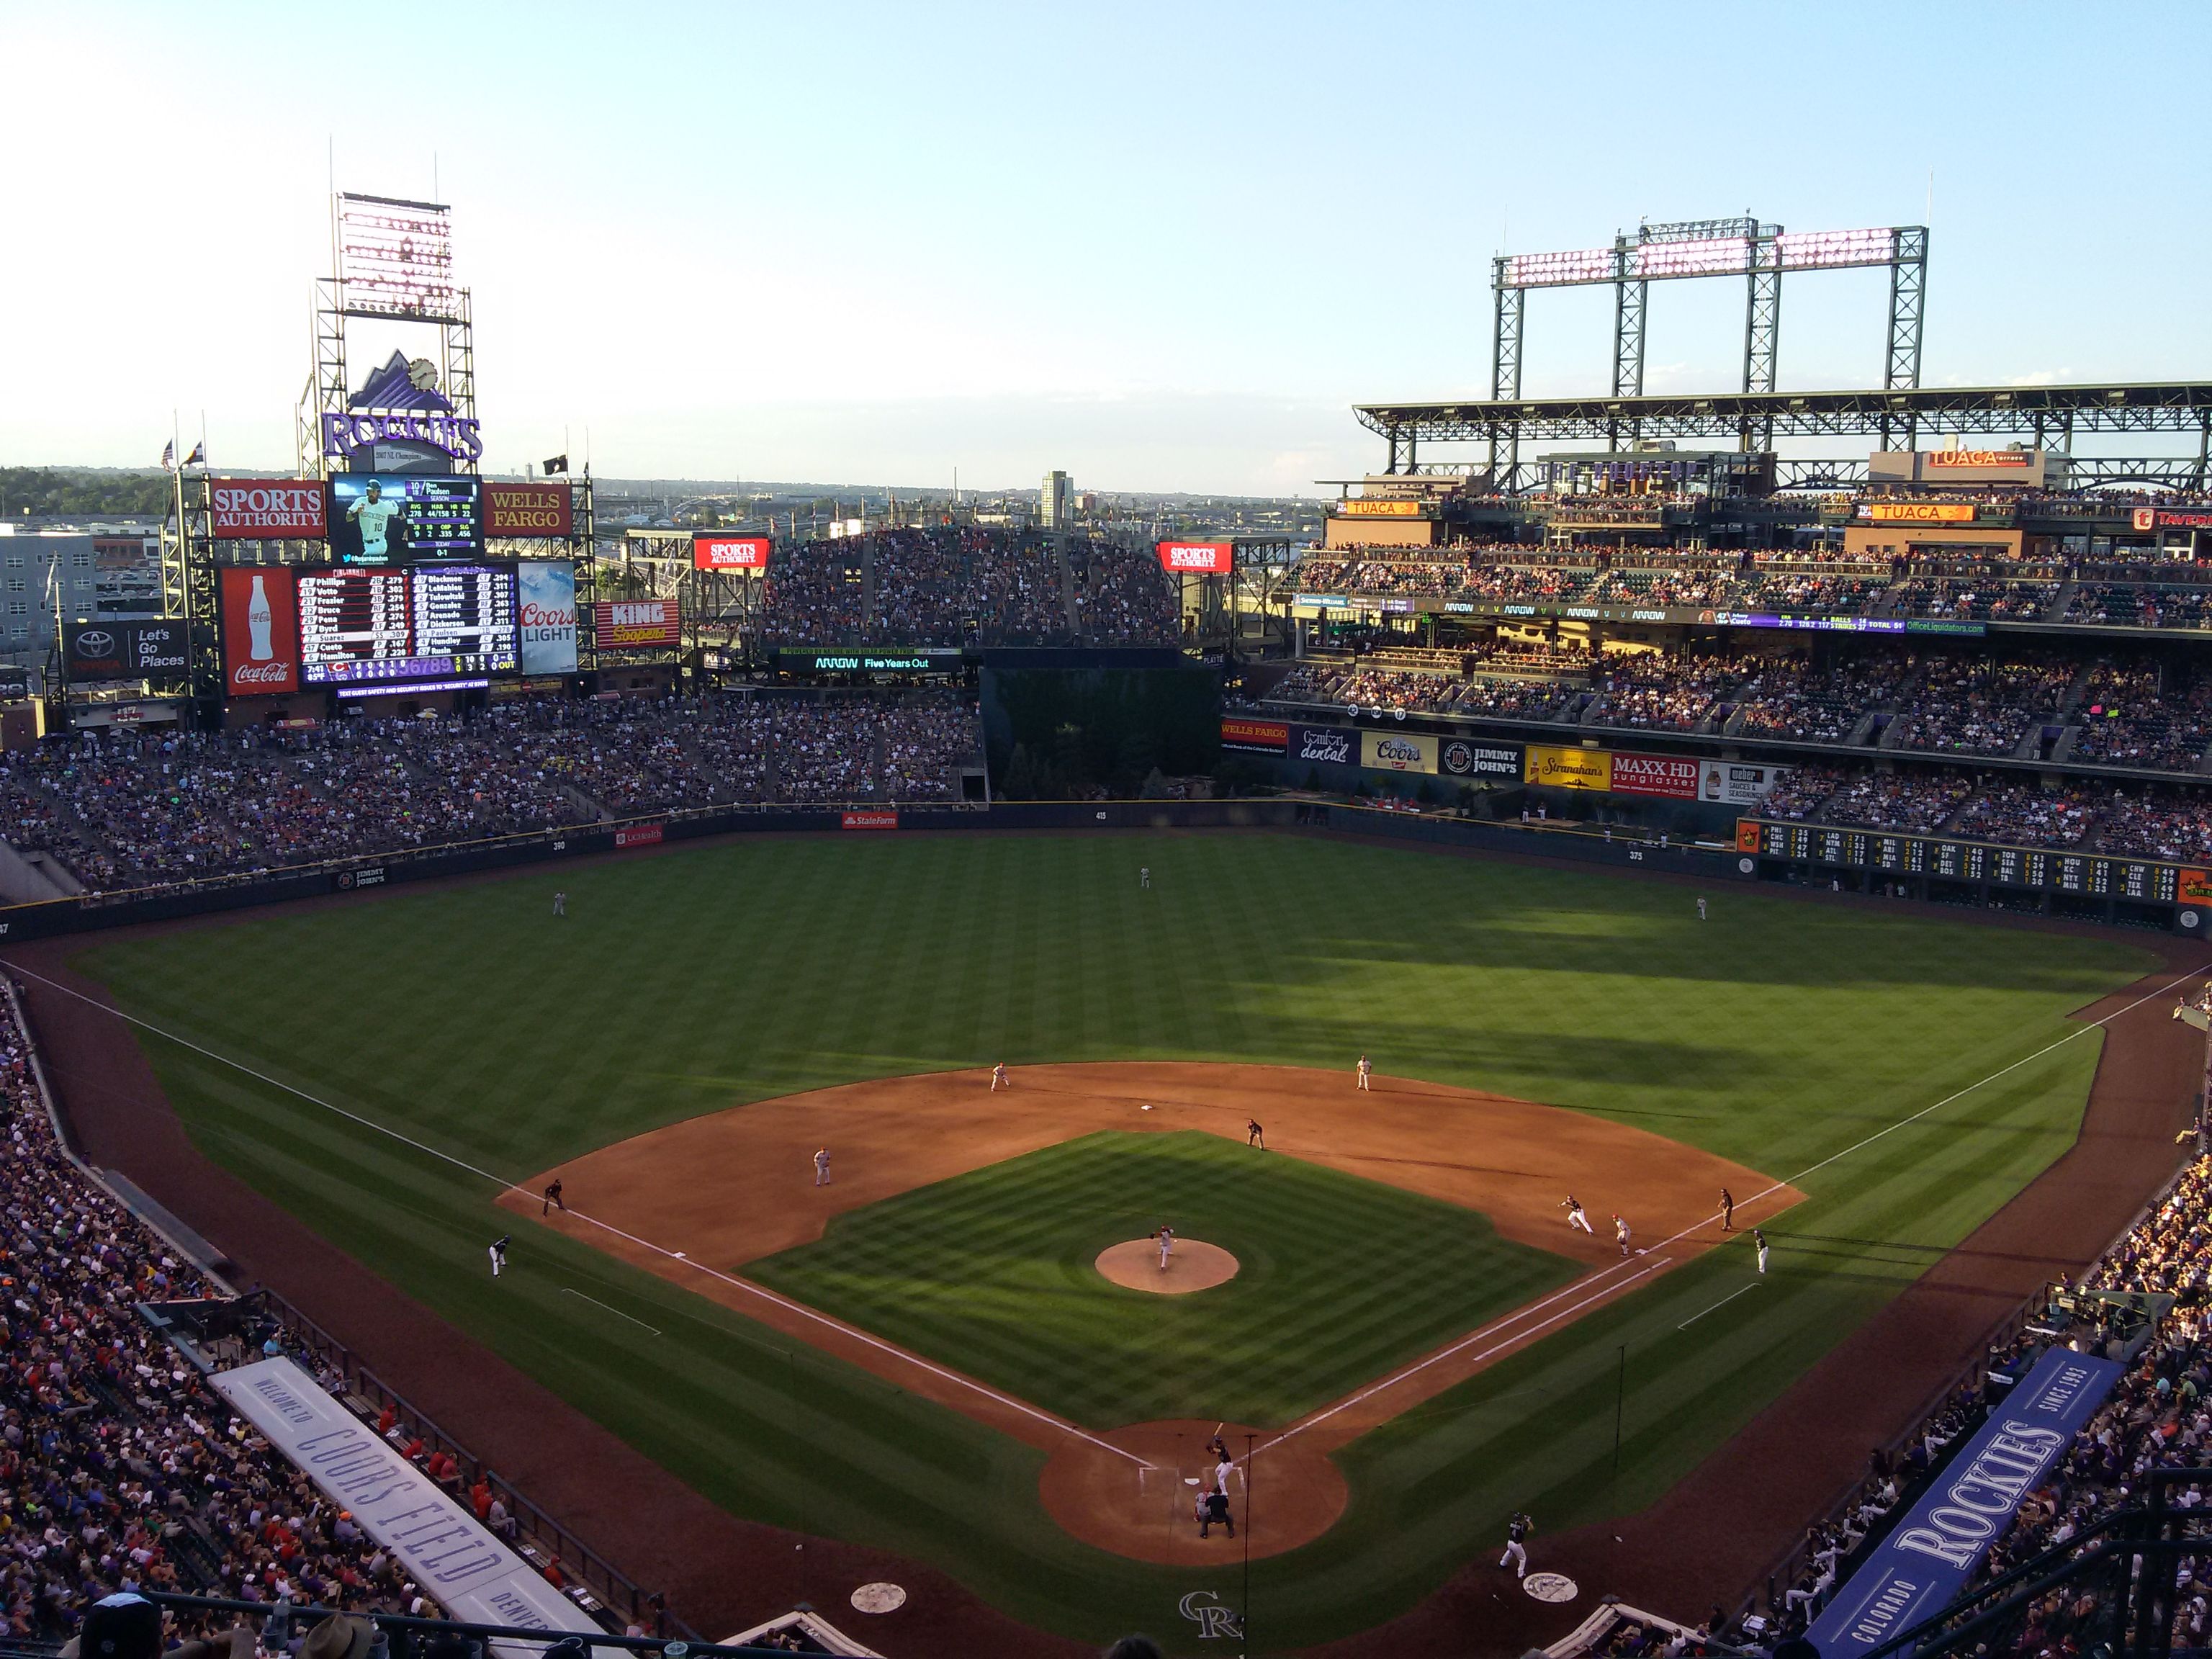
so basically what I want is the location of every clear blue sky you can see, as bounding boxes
[4,1,2205,494]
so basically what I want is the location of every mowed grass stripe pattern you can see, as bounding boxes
[749,1130,1581,1429]
[73,832,2152,1646]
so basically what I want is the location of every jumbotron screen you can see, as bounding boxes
[298,565,518,686]
[327,474,482,565]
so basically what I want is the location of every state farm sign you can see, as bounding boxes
[209,479,328,539]
[1156,541,1234,574]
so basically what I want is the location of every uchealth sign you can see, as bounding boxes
[208,478,327,539]
[210,1358,599,1655]
[483,482,574,538]
[1361,730,1437,774]
[219,567,300,697]
[694,534,773,571]
[1156,541,1234,574]
[1807,1347,2119,1659]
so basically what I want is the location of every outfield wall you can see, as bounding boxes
[0,798,2193,943]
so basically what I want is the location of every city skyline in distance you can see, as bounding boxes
[4,1,2208,495]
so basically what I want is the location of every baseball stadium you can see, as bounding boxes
[11,135,2212,1659]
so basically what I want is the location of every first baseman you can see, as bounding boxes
[1563,1196,1593,1234]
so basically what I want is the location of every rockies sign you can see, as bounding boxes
[65,620,190,680]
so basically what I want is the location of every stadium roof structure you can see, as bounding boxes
[1355,381,2212,449]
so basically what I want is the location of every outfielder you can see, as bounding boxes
[552,891,566,917]
[488,1235,510,1278]
[1563,1196,1593,1234]
[1140,866,1151,889]
[813,1147,831,1186]
[1499,1511,1532,1578]
[1356,1054,1372,1092]
[1696,896,1707,921]
[990,1062,1008,1092]
[1755,1228,1771,1275]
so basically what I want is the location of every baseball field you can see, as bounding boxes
[52,830,2161,1650]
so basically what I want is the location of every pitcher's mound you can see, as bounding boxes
[1096,1238,1238,1294]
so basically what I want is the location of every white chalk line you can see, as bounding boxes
[12,956,2200,1473]
[1677,1283,1761,1331]
[560,1287,662,1336]
[2,962,1148,1468]
[1254,959,2208,1457]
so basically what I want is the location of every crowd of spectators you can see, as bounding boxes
[2067,583,2212,631]
[1732,656,1908,745]
[1888,658,2075,757]
[1816,770,1974,835]
[1590,653,1759,734]
[1073,544,1180,647]
[2090,790,2212,864]
[0,695,981,895]
[1889,577,2060,623]
[0,990,455,1639]
[2070,665,2212,773]
[1947,779,2100,848]
[1772,1153,2212,1654]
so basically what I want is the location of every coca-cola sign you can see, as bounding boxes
[208,479,328,539]
[219,567,300,696]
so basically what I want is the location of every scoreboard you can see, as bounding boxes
[300,565,518,686]
[1744,820,2190,904]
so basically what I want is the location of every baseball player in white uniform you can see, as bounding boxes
[990,1063,1008,1092]
[488,1235,510,1277]
[1157,1224,1174,1272]
[1499,1511,1531,1577]
[1755,1228,1771,1275]
[1356,1054,1372,1092]
[1563,1197,1594,1234]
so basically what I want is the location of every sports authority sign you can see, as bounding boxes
[1610,752,1701,801]
[593,599,680,648]
[208,479,328,539]
[482,482,574,538]
[694,534,773,571]
[210,1358,595,1653]
[1808,1348,2119,1659]
[1156,541,1234,575]
[218,567,300,697]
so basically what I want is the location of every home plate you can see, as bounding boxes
[1522,1572,1578,1604]
[850,1583,907,1614]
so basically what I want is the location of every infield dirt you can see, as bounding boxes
[504,1061,1799,1564]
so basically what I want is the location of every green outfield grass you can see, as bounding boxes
[750,1128,1581,1428]
[70,831,2155,1651]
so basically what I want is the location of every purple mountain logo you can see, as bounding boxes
[348,351,454,413]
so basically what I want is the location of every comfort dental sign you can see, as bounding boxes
[1808,1348,2120,1659]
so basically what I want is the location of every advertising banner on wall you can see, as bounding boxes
[1361,730,1437,774]
[1440,737,1524,779]
[1156,541,1235,574]
[2135,508,2212,532]
[1220,716,1290,754]
[517,561,579,674]
[208,479,328,539]
[209,1359,593,1651]
[482,482,575,538]
[1292,725,1356,767]
[1702,762,1786,806]
[1807,1347,2121,1659]
[593,599,680,649]
[1335,499,1424,518]
[218,567,300,696]
[1524,744,1611,791]
[64,620,189,680]
[1611,752,1702,800]
[1861,502,1976,524]
[694,534,773,570]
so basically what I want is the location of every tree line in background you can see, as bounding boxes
[1,468,173,521]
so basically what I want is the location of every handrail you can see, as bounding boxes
[135,1593,776,1658]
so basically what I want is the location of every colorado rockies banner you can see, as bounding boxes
[1807,1347,2121,1659]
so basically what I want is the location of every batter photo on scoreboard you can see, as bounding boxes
[327,474,482,565]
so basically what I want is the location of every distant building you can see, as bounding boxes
[1039,469,1071,529]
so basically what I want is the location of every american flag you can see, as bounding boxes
[159,440,176,471]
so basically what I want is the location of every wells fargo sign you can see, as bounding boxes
[483,482,575,537]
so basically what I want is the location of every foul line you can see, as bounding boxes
[1,961,1149,1469]
[561,1287,663,1336]
[10,956,2201,1473]
[1255,959,2208,1455]
[1678,1283,1760,1331]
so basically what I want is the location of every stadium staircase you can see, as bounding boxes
[1056,536,1081,637]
